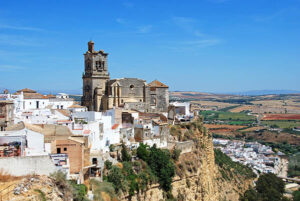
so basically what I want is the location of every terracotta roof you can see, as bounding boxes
[112,124,119,130]
[23,93,47,99]
[56,109,71,117]
[16,88,36,93]
[46,94,56,99]
[147,80,168,88]
[14,88,47,99]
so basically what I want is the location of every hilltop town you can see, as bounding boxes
[0,42,299,201]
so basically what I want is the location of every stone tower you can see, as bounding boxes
[81,41,110,111]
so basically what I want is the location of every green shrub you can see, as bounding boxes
[107,166,126,193]
[240,173,287,201]
[104,160,112,170]
[172,148,181,161]
[147,145,175,192]
[69,181,88,201]
[137,143,150,161]
[34,189,46,201]
[90,180,117,201]
[121,143,132,162]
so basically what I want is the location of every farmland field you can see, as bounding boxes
[200,110,256,121]
[261,114,300,120]
[261,120,300,129]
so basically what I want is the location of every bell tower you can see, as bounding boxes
[81,41,110,111]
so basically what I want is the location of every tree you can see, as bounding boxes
[256,173,285,201]
[147,145,175,192]
[121,143,132,162]
[240,173,287,201]
[107,166,125,193]
[137,143,150,161]
[172,148,181,161]
[240,188,259,201]
[293,189,300,201]
[104,160,112,170]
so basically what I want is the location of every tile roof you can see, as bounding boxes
[147,80,168,88]
[56,109,71,117]
[68,104,85,108]
[16,88,36,93]
[112,124,119,130]
[14,88,47,99]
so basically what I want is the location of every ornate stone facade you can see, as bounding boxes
[82,41,169,113]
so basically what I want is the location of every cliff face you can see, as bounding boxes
[122,123,254,201]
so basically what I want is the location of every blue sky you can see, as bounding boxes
[0,0,300,94]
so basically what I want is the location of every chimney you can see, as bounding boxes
[88,41,94,52]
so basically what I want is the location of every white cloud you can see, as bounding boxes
[0,24,44,31]
[172,16,204,37]
[0,64,25,72]
[137,25,152,34]
[253,9,287,22]
[116,18,127,25]
[0,34,42,46]
[182,39,221,47]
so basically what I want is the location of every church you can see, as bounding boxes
[81,41,169,113]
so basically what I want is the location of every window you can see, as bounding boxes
[130,85,134,90]
[64,147,67,151]
[61,105,63,109]
[96,61,104,71]
[150,95,156,106]
[121,99,124,103]
[57,105,59,109]
[57,148,61,154]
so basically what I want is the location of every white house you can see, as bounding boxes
[0,88,75,111]
[0,124,46,156]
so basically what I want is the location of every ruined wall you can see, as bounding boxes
[175,140,195,154]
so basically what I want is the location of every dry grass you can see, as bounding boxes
[204,124,245,131]
[240,126,266,132]
[0,169,22,182]
[229,105,256,113]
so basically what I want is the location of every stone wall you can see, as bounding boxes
[124,102,150,112]
[175,140,194,154]
[0,155,57,176]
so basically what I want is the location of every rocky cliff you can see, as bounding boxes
[120,121,255,201]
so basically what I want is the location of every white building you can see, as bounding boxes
[71,111,121,153]
[171,101,191,117]
[0,89,75,112]
[0,124,46,156]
